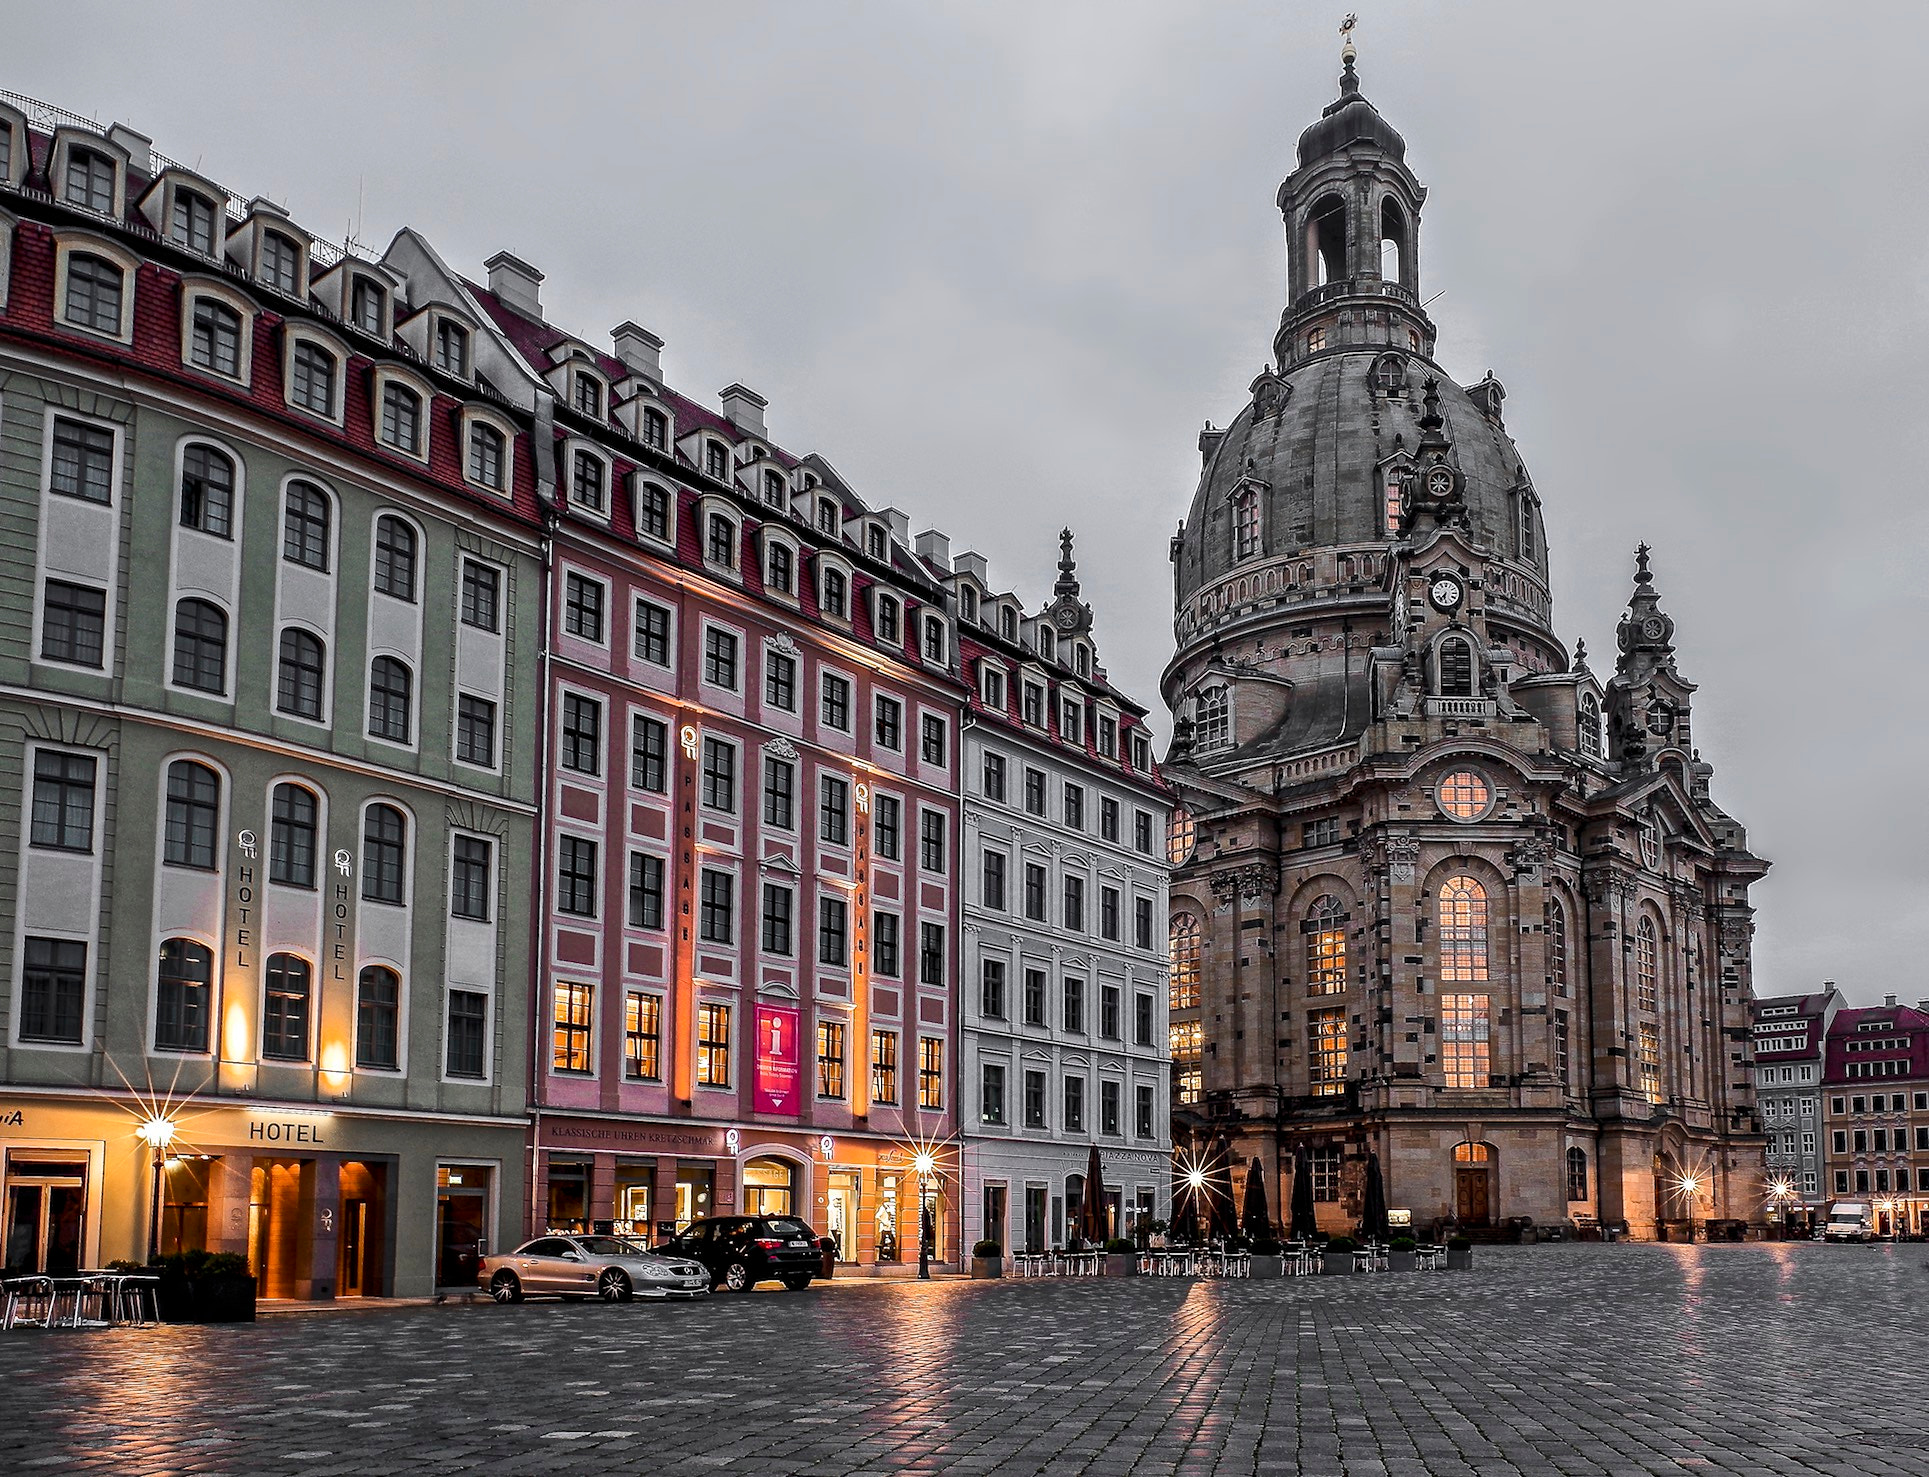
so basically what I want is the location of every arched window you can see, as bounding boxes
[1166,809,1195,866]
[706,512,737,567]
[1195,686,1230,750]
[1379,197,1406,284]
[283,481,331,571]
[1383,464,1406,533]
[1565,1146,1589,1202]
[571,449,605,512]
[1452,1141,1490,1164]
[641,406,668,450]
[188,299,242,378]
[373,515,417,601]
[1547,898,1568,992]
[379,382,422,454]
[821,567,847,618]
[1437,636,1474,697]
[276,628,326,719]
[1308,194,1347,288]
[1519,495,1536,559]
[262,953,312,1061]
[1169,912,1201,1009]
[269,783,318,889]
[1233,487,1262,560]
[290,340,337,418]
[362,804,407,905]
[1038,627,1055,661]
[1635,916,1658,1011]
[171,599,228,693]
[64,253,124,334]
[179,445,234,538]
[1578,693,1603,758]
[1438,877,1488,982]
[1305,895,1347,995]
[154,938,213,1052]
[367,657,413,743]
[163,760,220,869]
[356,965,400,1069]
[468,421,506,490]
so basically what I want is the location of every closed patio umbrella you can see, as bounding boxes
[1361,1152,1389,1242]
[1240,1157,1271,1242]
[1289,1144,1318,1240]
[1081,1144,1108,1244]
[1207,1135,1238,1240]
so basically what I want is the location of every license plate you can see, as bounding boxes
[788,1240,809,1248]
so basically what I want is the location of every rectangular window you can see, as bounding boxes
[19,937,86,1044]
[1100,797,1120,843]
[1135,1084,1155,1139]
[1134,898,1154,951]
[763,756,795,829]
[699,869,734,944]
[982,851,1007,911]
[762,883,794,956]
[634,600,672,665]
[874,794,900,859]
[1023,768,1046,816]
[697,1002,732,1087]
[1024,1069,1047,1128]
[40,581,106,669]
[628,852,664,929]
[1309,1008,1347,1095]
[871,1030,898,1104]
[765,652,797,711]
[456,695,497,768]
[919,810,946,873]
[1063,783,1085,830]
[981,959,1007,1019]
[460,560,500,632]
[1100,886,1120,942]
[1100,1080,1120,1136]
[1311,1147,1341,1202]
[1022,682,1044,727]
[1442,994,1491,1089]
[1024,968,1047,1027]
[1134,811,1153,855]
[920,714,947,765]
[1062,976,1085,1034]
[1554,1009,1572,1091]
[1100,983,1121,1040]
[563,573,605,642]
[1023,864,1047,922]
[355,969,397,1069]
[552,981,593,1073]
[30,751,96,851]
[817,1019,846,1099]
[1134,991,1154,1047]
[1063,875,1085,932]
[982,752,1007,802]
[1638,1022,1661,1103]
[1303,818,1341,848]
[820,673,851,730]
[561,693,602,775]
[631,715,668,792]
[820,775,849,845]
[818,896,848,965]
[873,911,900,977]
[874,695,903,750]
[1064,1076,1085,1133]
[626,992,662,1080]
[919,1036,944,1110]
[981,1062,1007,1125]
[919,923,945,987]
[557,836,598,917]
[701,737,736,813]
[446,991,487,1079]
[450,836,492,921]
[704,628,739,689]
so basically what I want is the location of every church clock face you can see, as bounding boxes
[1428,575,1464,613]
[1641,617,1666,640]
[1424,465,1455,501]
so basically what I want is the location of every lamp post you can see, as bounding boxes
[914,1151,935,1280]
[138,1116,178,1264]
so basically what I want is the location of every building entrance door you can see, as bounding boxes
[2,1158,87,1275]
[1454,1168,1490,1225]
[826,1172,861,1260]
[1024,1186,1047,1254]
[742,1157,796,1217]
[435,1165,491,1290]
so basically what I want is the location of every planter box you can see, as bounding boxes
[1321,1253,1355,1275]
[1445,1249,1474,1271]
[1386,1251,1418,1273]
[157,1273,257,1323]
[1249,1255,1286,1279]
[969,1256,1003,1280]
[1102,1253,1136,1278]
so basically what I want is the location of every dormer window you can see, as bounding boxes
[1234,486,1262,560]
[259,231,301,295]
[171,191,218,255]
[435,319,469,377]
[763,469,786,506]
[640,406,668,450]
[704,441,730,481]
[821,566,848,619]
[1022,682,1044,727]
[573,373,602,419]
[468,421,506,491]
[351,277,386,335]
[380,382,423,455]
[981,665,1006,710]
[867,526,886,560]
[1097,714,1116,758]
[64,147,115,212]
[636,482,672,543]
[816,499,839,537]
[188,297,243,378]
[922,615,946,664]
[1038,627,1056,661]
[571,449,606,513]
[766,541,794,593]
[1000,606,1017,642]
[289,339,339,419]
[1195,686,1230,750]
[1062,699,1084,745]
[706,512,737,567]
[1384,466,1407,534]
[1075,645,1090,678]
[0,121,13,183]
[1520,496,1536,559]
[875,594,900,644]
[1579,692,1603,759]
[959,586,978,623]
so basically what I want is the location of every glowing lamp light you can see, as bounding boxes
[1185,1167,1208,1192]
[1676,1175,1702,1198]
[138,1116,177,1152]
[913,1151,935,1179]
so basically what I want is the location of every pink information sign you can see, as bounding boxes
[753,1003,802,1116]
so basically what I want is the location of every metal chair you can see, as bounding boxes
[2,1276,55,1330]
[1415,1243,1445,1271]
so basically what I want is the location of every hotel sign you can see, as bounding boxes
[752,1003,802,1117]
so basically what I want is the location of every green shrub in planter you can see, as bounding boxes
[1104,1238,1134,1255]
[1445,1235,1472,1252]
[1325,1236,1357,1253]
[150,1249,257,1323]
[1390,1236,1416,1253]
[972,1239,1003,1258]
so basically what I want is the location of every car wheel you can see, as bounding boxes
[489,1270,522,1304]
[781,1274,813,1291]
[721,1260,753,1293]
[597,1268,632,1302]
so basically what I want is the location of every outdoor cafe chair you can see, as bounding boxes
[1415,1242,1445,1271]
[2,1275,55,1330]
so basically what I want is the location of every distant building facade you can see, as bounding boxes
[1822,998,1929,1237]
[1750,986,1842,1222]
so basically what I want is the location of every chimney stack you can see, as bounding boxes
[612,322,664,384]
[484,251,544,317]
[107,123,152,174]
[1884,994,1897,1008]
[915,529,951,570]
[720,384,767,438]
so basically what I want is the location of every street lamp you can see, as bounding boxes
[138,1115,177,1263]
[914,1151,935,1280]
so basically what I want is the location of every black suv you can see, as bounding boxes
[662,1215,822,1292]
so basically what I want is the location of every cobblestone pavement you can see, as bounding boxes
[3,1242,1926,1475]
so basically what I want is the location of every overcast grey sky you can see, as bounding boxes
[10,1,1926,1004]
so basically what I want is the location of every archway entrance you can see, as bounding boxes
[742,1156,797,1217]
[1452,1142,1494,1227]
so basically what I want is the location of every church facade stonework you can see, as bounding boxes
[1161,55,1768,1240]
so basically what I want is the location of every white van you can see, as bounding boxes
[1823,1202,1874,1241]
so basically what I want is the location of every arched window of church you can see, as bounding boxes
[1233,487,1262,561]
[1579,693,1603,758]
[1305,895,1347,995]
[1546,898,1568,993]
[1379,198,1406,285]
[1438,876,1488,982]
[1169,913,1201,1009]
[1437,637,1474,697]
[1383,466,1406,534]
[1635,916,1658,1012]
[1519,496,1536,559]
[1195,685,1230,751]
[1308,194,1347,289]
[1565,1147,1588,1202]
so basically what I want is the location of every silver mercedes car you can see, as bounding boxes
[481,1234,710,1302]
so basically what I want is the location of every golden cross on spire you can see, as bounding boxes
[1340,13,1359,70]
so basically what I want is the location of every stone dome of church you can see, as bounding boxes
[1296,70,1406,166]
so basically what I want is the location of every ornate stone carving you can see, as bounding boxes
[1208,862,1278,904]
[1506,835,1551,882]
[1716,914,1754,954]
[1386,836,1421,884]
[767,632,799,658]
[763,735,798,759]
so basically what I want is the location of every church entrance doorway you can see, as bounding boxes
[1452,1142,1494,1227]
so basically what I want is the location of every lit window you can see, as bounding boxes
[1441,993,1490,1088]
[1636,917,1659,1011]
[1307,327,1327,353]
[1437,770,1490,820]
[1166,809,1194,865]
[552,981,593,1073]
[1438,876,1488,982]
[1639,1022,1662,1103]
[1308,1008,1347,1094]
[871,1030,898,1104]
[817,1020,846,1099]
[1385,471,1405,533]
[1169,913,1201,1008]
[1304,895,1347,995]
[626,993,662,1081]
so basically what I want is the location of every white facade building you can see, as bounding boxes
[950,535,1172,1258]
